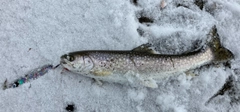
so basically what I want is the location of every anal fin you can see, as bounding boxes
[185,70,197,77]
[124,71,158,88]
[141,78,158,88]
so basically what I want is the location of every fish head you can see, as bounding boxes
[60,53,94,73]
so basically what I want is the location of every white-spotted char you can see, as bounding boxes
[60,26,233,88]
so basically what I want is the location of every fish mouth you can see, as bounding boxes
[60,55,75,71]
[60,55,69,66]
[60,59,67,65]
[60,60,71,71]
[59,58,70,72]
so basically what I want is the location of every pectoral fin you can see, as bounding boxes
[91,70,112,76]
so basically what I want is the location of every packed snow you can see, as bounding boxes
[0,0,240,112]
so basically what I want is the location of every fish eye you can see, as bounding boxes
[67,55,75,62]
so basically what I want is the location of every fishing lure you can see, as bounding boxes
[3,64,58,90]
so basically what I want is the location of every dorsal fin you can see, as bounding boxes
[132,43,159,54]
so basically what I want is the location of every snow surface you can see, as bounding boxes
[0,0,240,112]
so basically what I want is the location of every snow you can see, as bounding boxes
[1,0,240,112]
[156,93,187,112]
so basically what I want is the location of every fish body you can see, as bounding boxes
[60,27,233,88]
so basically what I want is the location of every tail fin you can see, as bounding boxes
[208,26,234,62]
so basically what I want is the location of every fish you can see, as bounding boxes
[60,26,233,88]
